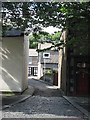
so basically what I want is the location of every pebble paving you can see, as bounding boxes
[1,79,85,119]
[2,96,84,118]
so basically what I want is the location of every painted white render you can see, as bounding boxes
[22,35,29,91]
[38,52,42,79]
[58,30,67,88]
[0,40,2,91]
[58,49,63,88]
[0,36,29,92]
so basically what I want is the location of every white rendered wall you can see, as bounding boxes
[38,52,42,79]
[0,40,2,90]
[22,35,29,91]
[0,37,24,92]
[58,49,63,88]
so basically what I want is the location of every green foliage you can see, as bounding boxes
[2,2,90,53]
[29,31,61,49]
[29,32,49,48]
[44,68,52,75]
[51,32,61,41]
[2,2,90,30]
[53,69,58,74]
[66,17,89,55]
[29,34,37,48]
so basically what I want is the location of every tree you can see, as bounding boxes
[2,2,90,53]
[29,31,61,49]
[2,2,90,30]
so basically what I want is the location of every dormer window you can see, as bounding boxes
[43,53,50,58]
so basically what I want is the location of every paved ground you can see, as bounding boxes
[1,85,34,110]
[1,78,89,119]
[29,78,62,97]
[67,97,90,112]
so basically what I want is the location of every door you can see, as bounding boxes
[76,62,89,95]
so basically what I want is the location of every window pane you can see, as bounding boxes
[29,57,32,64]
[43,53,50,58]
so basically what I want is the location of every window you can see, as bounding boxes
[29,57,32,64]
[28,67,38,76]
[28,67,31,76]
[34,67,38,76]
[43,53,50,59]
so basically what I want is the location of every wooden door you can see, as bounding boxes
[76,62,89,96]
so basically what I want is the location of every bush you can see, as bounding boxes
[53,69,58,74]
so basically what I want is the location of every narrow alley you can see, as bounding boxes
[2,79,88,120]
[29,79,62,97]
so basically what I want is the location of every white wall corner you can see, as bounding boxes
[0,41,2,90]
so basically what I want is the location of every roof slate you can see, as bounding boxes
[3,28,23,37]
[29,49,38,57]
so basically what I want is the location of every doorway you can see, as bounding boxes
[76,62,89,96]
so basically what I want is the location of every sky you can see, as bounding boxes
[43,26,61,34]
[25,25,61,36]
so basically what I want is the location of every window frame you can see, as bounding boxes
[29,57,32,64]
[43,52,50,59]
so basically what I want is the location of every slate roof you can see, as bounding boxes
[38,43,52,50]
[29,49,38,57]
[3,28,24,37]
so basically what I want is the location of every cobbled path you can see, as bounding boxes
[2,79,85,119]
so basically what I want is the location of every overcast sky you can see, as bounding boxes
[43,26,61,34]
